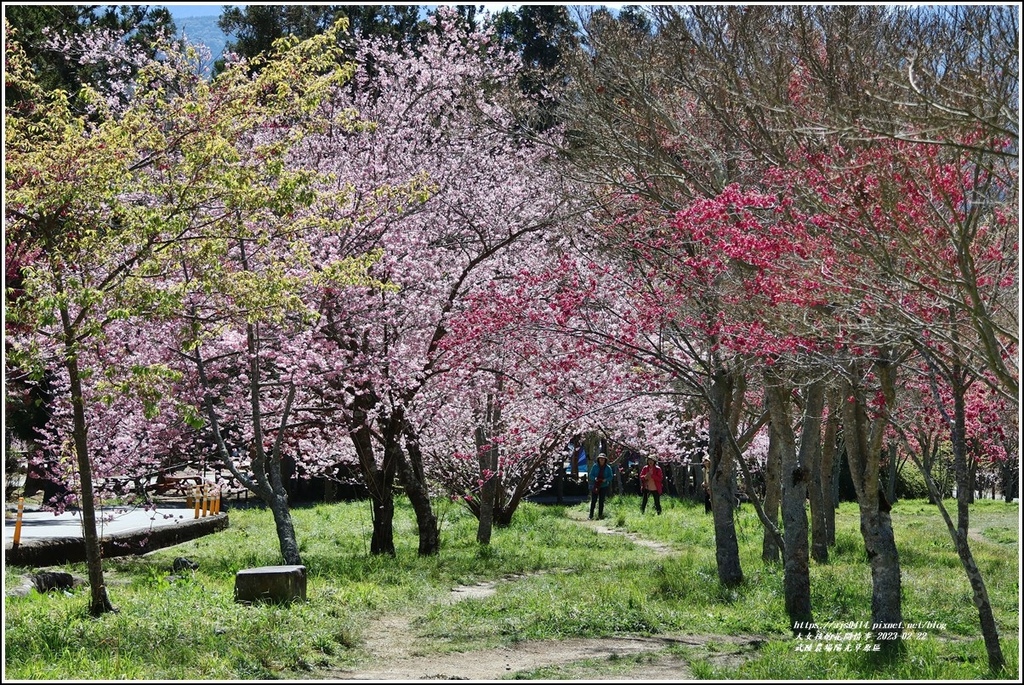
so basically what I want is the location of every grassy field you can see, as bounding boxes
[3,495,1019,680]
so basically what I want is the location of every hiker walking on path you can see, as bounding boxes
[639,456,663,515]
[588,453,614,519]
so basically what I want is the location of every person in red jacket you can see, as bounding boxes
[639,456,663,515]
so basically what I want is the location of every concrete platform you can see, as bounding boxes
[234,564,307,604]
[3,505,228,567]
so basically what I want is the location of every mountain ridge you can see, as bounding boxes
[172,14,230,63]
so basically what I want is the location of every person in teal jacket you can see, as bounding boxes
[588,453,614,520]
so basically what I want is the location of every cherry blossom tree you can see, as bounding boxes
[557,7,1015,658]
[421,306,687,543]
[888,354,1011,671]
[123,24,399,566]
[283,10,580,556]
[5,17,354,612]
[766,130,1013,666]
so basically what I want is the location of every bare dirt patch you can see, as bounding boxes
[326,614,763,681]
[332,635,683,681]
[311,517,765,681]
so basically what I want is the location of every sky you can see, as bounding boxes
[162,3,230,19]
[160,3,627,21]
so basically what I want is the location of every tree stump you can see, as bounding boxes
[234,565,306,604]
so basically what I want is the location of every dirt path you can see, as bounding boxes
[316,517,764,681]
[587,517,676,555]
[328,631,762,681]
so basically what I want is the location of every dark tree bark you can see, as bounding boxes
[397,427,440,556]
[801,381,828,564]
[761,414,783,564]
[708,367,743,587]
[266,487,301,565]
[912,344,1005,672]
[820,387,842,547]
[911,426,1005,673]
[473,390,501,545]
[841,358,902,653]
[60,303,116,616]
[764,373,813,632]
[349,392,396,556]
[493,436,564,527]
[950,385,1004,672]
[364,467,397,557]
[257,381,302,566]
[475,435,498,545]
[885,443,899,506]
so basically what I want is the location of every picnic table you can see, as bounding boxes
[154,474,208,497]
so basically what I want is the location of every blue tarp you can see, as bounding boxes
[565,446,587,475]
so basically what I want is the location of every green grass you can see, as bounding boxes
[4,496,1019,680]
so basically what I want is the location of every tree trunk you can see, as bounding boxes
[820,387,841,547]
[762,416,783,564]
[966,458,977,504]
[350,404,396,556]
[859,505,902,647]
[369,480,396,556]
[242,326,304,566]
[555,449,565,504]
[389,404,440,557]
[263,446,302,565]
[1001,458,1016,503]
[61,305,115,616]
[801,381,828,564]
[474,393,500,545]
[917,453,1006,673]
[324,478,338,503]
[765,376,813,632]
[946,366,1004,671]
[954,533,1005,672]
[493,441,560,527]
[267,491,301,565]
[708,368,743,587]
[885,443,899,505]
[841,363,902,652]
[398,434,440,556]
[584,433,600,472]
[194,334,303,565]
[477,462,497,540]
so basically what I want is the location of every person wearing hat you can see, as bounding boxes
[588,453,614,520]
[639,455,664,515]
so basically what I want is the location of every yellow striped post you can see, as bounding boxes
[12,497,24,546]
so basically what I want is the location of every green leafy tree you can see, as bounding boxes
[4,17,352,615]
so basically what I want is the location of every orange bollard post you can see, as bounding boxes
[213,487,221,515]
[193,486,201,519]
[13,497,24,546]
